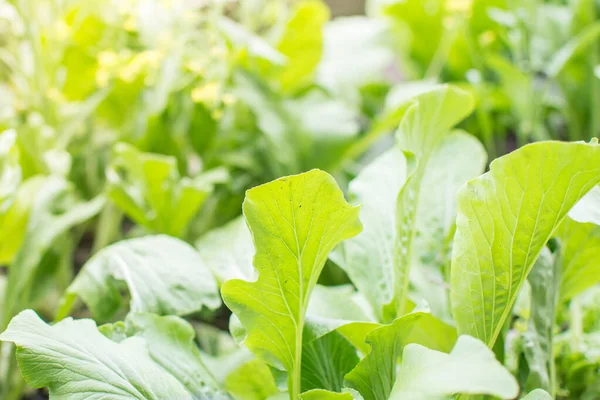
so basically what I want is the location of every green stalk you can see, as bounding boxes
[92,202,122,254]
[589,4,600,141]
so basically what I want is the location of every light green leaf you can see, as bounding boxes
[0,310,192,399]
[121,313,225,399]
[301,331,359,392]
[196,216,255,284]
[389,335,519,400]
[523,248,558,393]
[225,359,279,400]
[409,131,487,321]
[2,178,104,328]
[393,85,475,315]
[345,312,457,400]
[300,390,353,400]
[221,169,362,399]
[522,389,552,400]
[107,143,223,237]
[331,147,407,322]
[276,0,329,92]
[451,141,600,347]
[59,235,221,322]
[557,217,600,301]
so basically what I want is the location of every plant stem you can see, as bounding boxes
[92,202,122,254]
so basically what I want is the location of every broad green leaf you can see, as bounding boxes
[107,143,225,237]
[0,310,192,399]
[331,147,407,322]
[2,178,104,328]
[59,235,221,322]
[451,141,600,347]
[523,248,558,393]
[120,313,225,399]
[389,335,519,400]
[196,215,255,284]
[558,218,600,301]
[301,331,359,392]
[345,312,457,400]
[0,129,20,213]
[393,85,475,315]
[276,0,329,92]
[522,389,552,400]
[300,390,353,400]
[221,169,362,399]
[225,359,279,400]
[409,131,487,321]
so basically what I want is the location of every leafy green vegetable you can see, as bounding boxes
[345,311,457,400]
[221,169,361,399]
[107,143,226,237]
[0,310,193,399]
[451,141,600,347]
[59,235,221,322]
[389,335,519,400]
[225,359,279,400]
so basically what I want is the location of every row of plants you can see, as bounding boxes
[0,0,599,399]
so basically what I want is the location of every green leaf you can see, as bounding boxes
[451,141,600,347]
[301,331,359,392]
[196,215,255,284]
[221,169,362,399]
[121,313,225,399]
[523,248,558,393]
[225,359,279,400]
[107,143,223,237]
[0,310,192,399]
[331,147,407,322]
[276,0,329,92]
[2,178,104,328]
[522,389,552,400]
[300,390,354,400]
[59,235,221,322]
[393,85,475,315]
[409,131,487,320]
[558,218,600,301]
[389,335,519,400]
[345,311,457,400]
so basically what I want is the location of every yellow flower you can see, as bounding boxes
[98,51,119,68]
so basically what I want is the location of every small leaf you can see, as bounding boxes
[221,169,361,399]
[60,235,221,321]
[225,359,279,400]
[451,141,600,347]
[300,390,354,400]
[0,310,192,399]
[277,0,329,92]
[389,335,519,400]
[522,389,552,400]
[301,331,359,392]
[345,312,457,400]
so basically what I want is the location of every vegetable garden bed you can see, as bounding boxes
[0,1,599,399]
